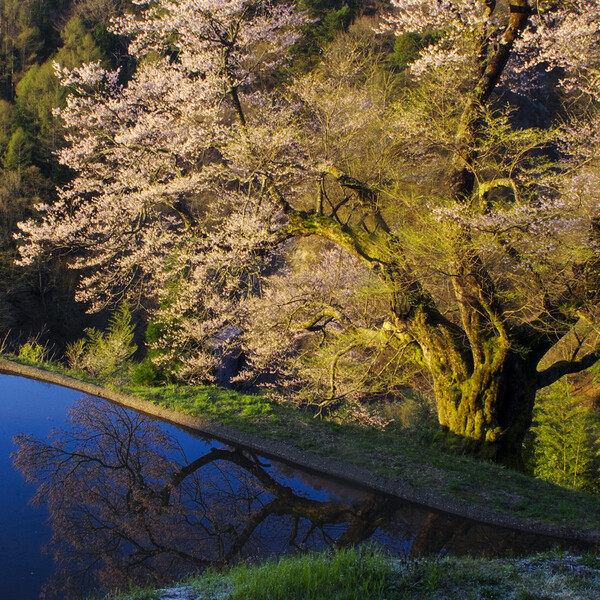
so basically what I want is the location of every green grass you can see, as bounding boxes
[122,384,274,425]
[225,546,391,600]
[3,352,100,383]
[388,553,600,600]
[101,549,600,600]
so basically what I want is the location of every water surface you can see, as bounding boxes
[0,374,592,599]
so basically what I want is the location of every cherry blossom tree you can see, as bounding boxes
[17,0,308,381]
[289,0,600,465]
[16,0,600,465]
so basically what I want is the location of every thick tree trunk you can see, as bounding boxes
[417,1,537,467]
[426,341,538,468]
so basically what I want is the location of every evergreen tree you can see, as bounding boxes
[531,381,599,492]
[0,1,130,342]
[65,301,137,379]
[0,99,12,153]
[3,126,34,173]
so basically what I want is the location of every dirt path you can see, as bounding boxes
[1,358,599,546]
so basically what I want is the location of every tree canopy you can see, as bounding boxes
[15,0,600,465]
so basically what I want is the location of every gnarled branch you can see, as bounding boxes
[536,348,600,390]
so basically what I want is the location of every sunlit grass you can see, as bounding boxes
[122,384,274,425]
[223,546,391,600]
[101,549,600,600]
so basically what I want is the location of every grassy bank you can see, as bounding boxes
[103,547,600,600]
[3,355,600,535]
[122,382,600,534]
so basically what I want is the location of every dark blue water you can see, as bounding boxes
[1,376,75,600]
[0,373,594,600]
[0,374,386,599]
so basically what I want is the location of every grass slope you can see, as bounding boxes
[104,547,600,600]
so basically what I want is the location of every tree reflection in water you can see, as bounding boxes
[12,397,397,598]
[12,396,594,599]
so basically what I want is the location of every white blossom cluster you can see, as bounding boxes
[16,0,309,379]
[513,1,600,100]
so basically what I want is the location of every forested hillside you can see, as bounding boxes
[0,0,137,343]
[2,1,599,482]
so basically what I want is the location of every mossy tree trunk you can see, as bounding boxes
[387,252,539,466]
[271,0,598,466]
[286,191,599,467]
[420,329,539,467]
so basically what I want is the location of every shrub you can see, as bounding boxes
[17,339,48,364]
[66,302,137,380]
[130,358,160,387]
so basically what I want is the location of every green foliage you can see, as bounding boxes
[292,1,362,69]
[0,100,12,153]
[0,0,70,87]
[393,31,423,71]
[17,339,48,364]
[130,357,160,387]
[291,321,428,425]
[65,302,137,380]
[142,316,183,383]
[55,16,104,70]
[392,30,445,71]
[14,62,60,136]
[0,2,134,348]
[3,126,34,172]
[319,5,353,42]
[10,15,105,170]
[90,23,124,70]
[530,380,599,493]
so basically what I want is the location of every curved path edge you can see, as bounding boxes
[2,358,599,546]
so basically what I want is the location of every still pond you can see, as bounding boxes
[0,374,592,599]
